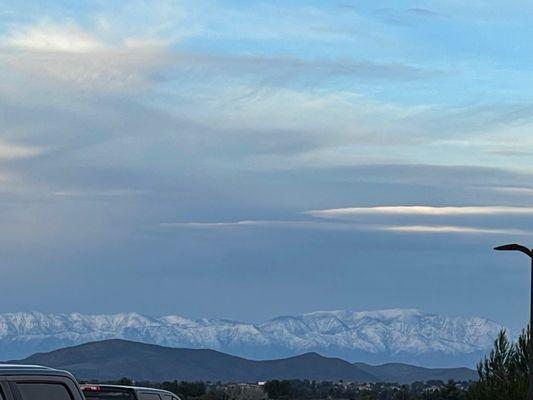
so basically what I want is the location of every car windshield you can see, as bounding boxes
[83,388,135,400]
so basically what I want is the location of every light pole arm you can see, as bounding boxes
[494,244,533,257]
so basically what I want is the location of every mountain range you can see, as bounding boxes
[12,339,478,383]
[0,309,503,367]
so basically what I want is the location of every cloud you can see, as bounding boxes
[5,17,533,174]
[162,86,533,170]
[168,53,439,84]
[306,205,533,218]
[159,220,368,231]
[161,220,271,228]
[0,20,436,102]
[1,49,169,93]
[381,225,530,235]
[3,22,106,53]
[300,203,533,236]
[159,219,533,237]
[0,21,172,93]
[482,186,533,196]
[0,140,42,160]
[52,189,148,198]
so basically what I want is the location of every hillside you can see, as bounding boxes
[11,339,477,383]
[354,362,477,383]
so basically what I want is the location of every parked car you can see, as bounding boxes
[0,364,85,400]
[81,384,181,400]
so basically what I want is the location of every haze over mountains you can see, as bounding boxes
[13,339,478,383]
[0,309,502,367]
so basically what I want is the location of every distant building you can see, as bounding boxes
[224,383,268,400]
[356,383,372,391]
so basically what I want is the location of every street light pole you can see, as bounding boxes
[494,243,533,400]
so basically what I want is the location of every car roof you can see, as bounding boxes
[82,384,176,396]
[0,364,73,377]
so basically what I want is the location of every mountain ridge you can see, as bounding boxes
[0,309,503,367]
[10,338,478,383]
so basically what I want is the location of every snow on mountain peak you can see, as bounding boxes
[0,309,504,367]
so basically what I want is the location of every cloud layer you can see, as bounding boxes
[1,0,533,330]
[306,206,533,218]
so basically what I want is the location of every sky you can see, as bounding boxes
[1,0,533,329]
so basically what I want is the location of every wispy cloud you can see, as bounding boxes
[0,140,42,160]
[159,220,368,231]
[306,205,533,218]
[0,20,172,93]
[159,219,532,236]
[161,220,269,228]
[169,53,439,84]
[482,186,533,196]
[3,22,106,52]
[381,225,530,235]
[52,189,148,198]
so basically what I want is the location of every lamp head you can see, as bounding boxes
[494,243,532,257]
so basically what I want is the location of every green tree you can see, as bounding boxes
[439,380,465,400]
[115,377,133,386]
[394,385,410,399]
[361,391,378,400]
[467,328,528,400]
[264,380,292,399]
[160,380,206,399]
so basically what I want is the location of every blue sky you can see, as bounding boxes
[1,0,533,329]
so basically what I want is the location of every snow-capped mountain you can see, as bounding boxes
[0,309,504,367]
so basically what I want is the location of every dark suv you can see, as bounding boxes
[82,384,181,400]
[0,364,84,400]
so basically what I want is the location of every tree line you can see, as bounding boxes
[265,328,530,399]
[103,328,530,400]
